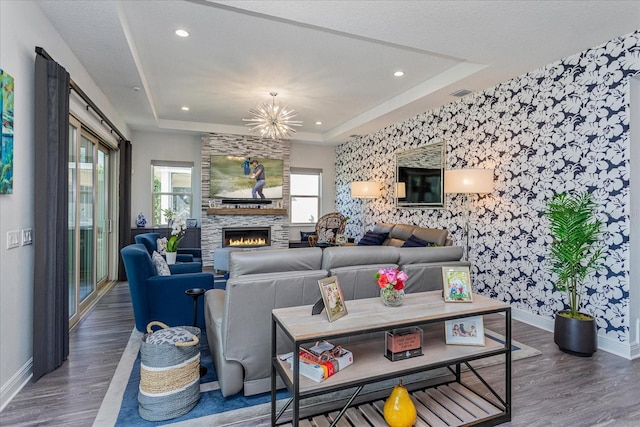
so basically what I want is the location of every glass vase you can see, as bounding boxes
[380,287,404,307]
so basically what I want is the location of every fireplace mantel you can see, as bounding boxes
[206,208,288,216]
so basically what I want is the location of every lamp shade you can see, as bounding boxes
[351,181,381,198]
[444,169,494,194]
[395,182,406,198]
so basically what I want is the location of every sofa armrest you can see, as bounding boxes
[169,262,202,274]
[179,247,202,258]
[144,272,214,328]
[176,253,194,262]
[205,289,245,397]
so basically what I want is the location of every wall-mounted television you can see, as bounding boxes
[209,155,283,199]
[396,142,445,208]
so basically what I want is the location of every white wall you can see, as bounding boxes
[129,135,337,241]
[0,0,128,409]
[130,129,202,226]
[289,142,337,240]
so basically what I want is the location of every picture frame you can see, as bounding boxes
[442,266,473,302]
[445,316,485,346]
[318,276,348,322]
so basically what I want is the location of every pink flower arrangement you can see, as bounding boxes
[376,267,408,291]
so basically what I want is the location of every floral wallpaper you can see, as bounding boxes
[336,30,640,343]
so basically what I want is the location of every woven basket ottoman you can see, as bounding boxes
[138,321,201,421]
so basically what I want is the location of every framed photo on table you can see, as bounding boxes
[318,276,348,322]
[442,266,473,302]
[445,316,485,346]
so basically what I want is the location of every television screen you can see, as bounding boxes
[398,166,442,205]
[209,155,283,199]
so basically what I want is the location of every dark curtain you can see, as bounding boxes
[33,55,70,381]
[118,139,132,281]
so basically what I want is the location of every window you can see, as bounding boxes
[151,161,194,226]
[290,168,321,224]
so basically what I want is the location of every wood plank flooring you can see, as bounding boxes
[1,282,639,426]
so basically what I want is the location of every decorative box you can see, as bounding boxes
[385,326,423,361]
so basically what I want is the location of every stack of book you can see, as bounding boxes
[282,341,353,383]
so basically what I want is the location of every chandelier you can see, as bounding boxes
[243,92,302,140]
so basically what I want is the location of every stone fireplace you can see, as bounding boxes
[222,227,271,248]
[201,133,291,267]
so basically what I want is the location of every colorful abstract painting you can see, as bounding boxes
[1,68,14,194]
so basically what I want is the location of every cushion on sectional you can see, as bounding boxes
[357,231,389,246]
[152,251,171,276]
[318,228,338,243]
[402,235,438,248]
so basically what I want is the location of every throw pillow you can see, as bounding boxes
[402,234,438,247]
[146,326,195,345]
[357,231,389,246]
[156,237,168,255]
[151,251,171,276]
[318,227,338,243]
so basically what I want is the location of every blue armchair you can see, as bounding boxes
[134,232,203,265]
[121,244,214,332]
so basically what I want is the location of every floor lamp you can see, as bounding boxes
[444,169,494,260]
[351,181,381,238]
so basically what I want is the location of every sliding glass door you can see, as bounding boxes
[68,115,112,327]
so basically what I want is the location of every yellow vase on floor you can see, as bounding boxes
[383,380,417,427]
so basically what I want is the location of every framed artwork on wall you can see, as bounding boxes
[1,68,14,194]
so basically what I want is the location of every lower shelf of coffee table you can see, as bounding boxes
[277,382,504,427]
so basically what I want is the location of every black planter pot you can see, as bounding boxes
[553,311,597,357]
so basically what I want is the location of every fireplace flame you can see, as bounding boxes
[229,237,267,247]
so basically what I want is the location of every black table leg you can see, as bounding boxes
[185,288,207,377]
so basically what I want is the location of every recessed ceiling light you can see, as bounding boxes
[393,71,404,77]
[181,106,190,111]
[315,121,323,125]
[175,29,190,37]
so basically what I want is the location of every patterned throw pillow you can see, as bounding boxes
[318,228,338,243]
[156,237,168,255]
[151,251,171,276]
[146,326,195,345]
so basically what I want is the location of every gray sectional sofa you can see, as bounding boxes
[204,224,468,397]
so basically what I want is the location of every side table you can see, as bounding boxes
[185,288,207,377]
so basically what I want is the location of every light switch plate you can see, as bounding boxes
[7,230,20,249]
[22,228,33,246]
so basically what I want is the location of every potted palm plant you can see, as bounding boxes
[545,192,603,357]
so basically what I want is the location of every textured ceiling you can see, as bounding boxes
[36,0,640,145]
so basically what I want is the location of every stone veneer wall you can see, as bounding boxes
[201,133,291,267]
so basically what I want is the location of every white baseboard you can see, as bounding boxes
[511,307,639,360]
[0,358,32,413]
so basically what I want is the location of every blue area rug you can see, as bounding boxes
[113,331,289,426]
[94,304,539,427]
